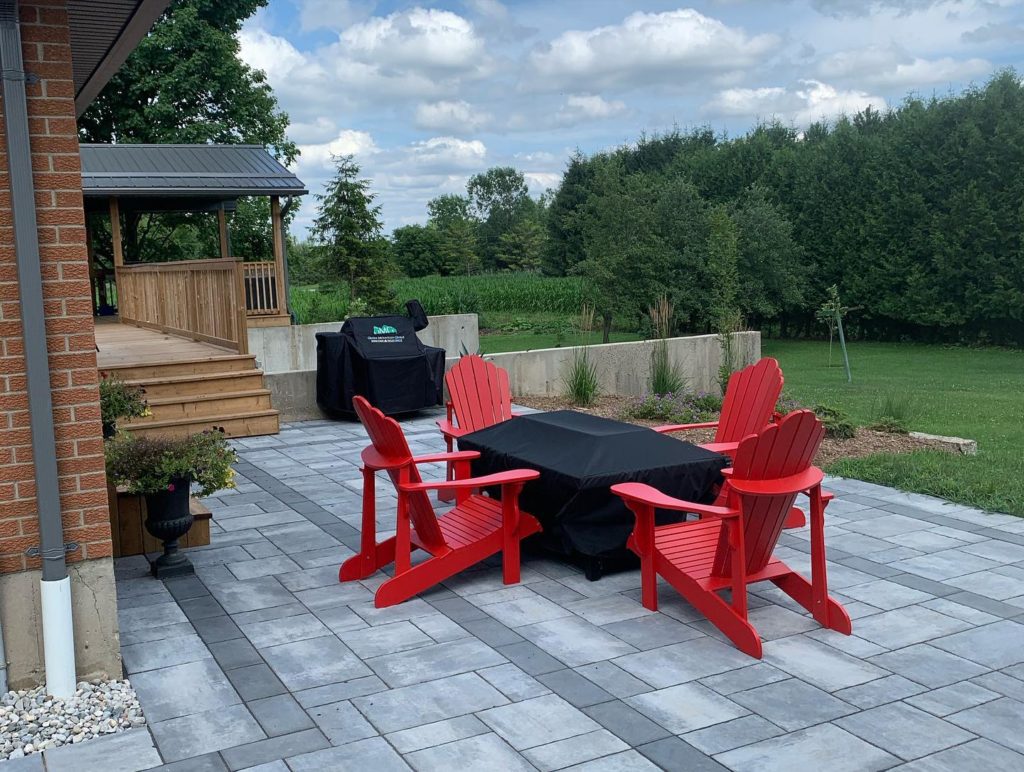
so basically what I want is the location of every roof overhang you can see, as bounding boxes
[79,143,308,202]
[69,0,171,117]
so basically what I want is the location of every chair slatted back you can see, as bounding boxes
[352,396,446,551]
[715,358,784,444]
[446,355,513,433]
[711,410,825,577]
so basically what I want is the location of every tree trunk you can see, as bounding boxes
[602,312,612,344]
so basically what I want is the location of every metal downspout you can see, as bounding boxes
[0,0,77,698]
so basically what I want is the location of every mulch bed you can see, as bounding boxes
[514,394,954,466]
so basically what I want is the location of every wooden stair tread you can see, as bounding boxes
[122,369,265,387]
[127,408,279,431]
[143,388,272,406]
[102,353,256,370]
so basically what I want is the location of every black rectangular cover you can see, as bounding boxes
[459,410,727,559]
[316,315,444,417]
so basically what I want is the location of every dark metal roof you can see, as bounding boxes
[80,144,308,198]
[69,0,171,116]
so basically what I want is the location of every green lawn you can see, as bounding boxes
[762,340,1024,516]
[479,330,642,354]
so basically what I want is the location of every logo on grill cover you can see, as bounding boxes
[372,325,398,335]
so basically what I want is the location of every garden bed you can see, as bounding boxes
[513,394,954,466]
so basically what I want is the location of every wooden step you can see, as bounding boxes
[102,354,258,381]
[124,409,280,439]
[136,389,274,422]
[125,370,267,398]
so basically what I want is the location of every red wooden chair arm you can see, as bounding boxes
[611,482,738,519]
[725,467,825,497]
[436,419,470,440]
[412,450,479,466]
[400,468,540,493]
[653,421,719,434]
[700,440,740,455]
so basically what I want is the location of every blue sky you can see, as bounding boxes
[238,0,1024,235]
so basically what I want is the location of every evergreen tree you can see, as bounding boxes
[310,156,395,312]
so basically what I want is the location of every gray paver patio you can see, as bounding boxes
[82,410,1024,770]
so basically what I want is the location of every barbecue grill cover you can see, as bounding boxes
[316,315,444,417]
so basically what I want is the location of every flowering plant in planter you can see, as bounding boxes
[104,430,237,578]
[99,374,149,436]
[104,430,237,497]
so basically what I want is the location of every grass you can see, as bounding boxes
[762,340,1024,516]
[480,329,642,354]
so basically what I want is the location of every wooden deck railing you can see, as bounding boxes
[116,258,249,354]
[242,261,280,316]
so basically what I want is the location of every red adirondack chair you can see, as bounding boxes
[437,355,517,499]
[612,410,851,658]
[341,395,541,607]
[654,357,784,458]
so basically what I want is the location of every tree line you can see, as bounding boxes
[319,70,1024,345]
[546,71,1024,345]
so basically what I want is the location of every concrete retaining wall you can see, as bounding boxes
[248,314,479,374]
[266,331,761,423]
[0,558,121,689]
[485,332,760,398]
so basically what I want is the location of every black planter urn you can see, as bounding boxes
[102,421,116,439]
[144,475,195,579]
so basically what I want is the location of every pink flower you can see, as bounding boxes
[167,483,175,492]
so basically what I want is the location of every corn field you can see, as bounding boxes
[290,274,586,324]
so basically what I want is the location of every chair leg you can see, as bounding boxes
[438,435,455,503]
[501,487,522,585]
[657,560,762,657]
[340,467,386,581]
[772,571,852,634]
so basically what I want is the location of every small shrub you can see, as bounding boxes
[625,391,721,424]
[563,349,599,406]
[650,340,685,395]
[813,404,856,439]
[869,393,915,434]
[99,375,149,429]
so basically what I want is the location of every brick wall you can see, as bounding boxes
[0,0,111,574]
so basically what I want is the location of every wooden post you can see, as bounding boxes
[233,260,249,355]
[109,197,123,315]
[217,206,230,259]
[270,196,287,317]
[109,197,123,266]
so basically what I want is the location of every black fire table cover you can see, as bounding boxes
[459,410,727,559]
[315,314,444,417]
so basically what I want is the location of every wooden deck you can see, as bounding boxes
[96,318,236,369]
[95,319,279,439]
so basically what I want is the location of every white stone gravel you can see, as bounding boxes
[0,679,144,760]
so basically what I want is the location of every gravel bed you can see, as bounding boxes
[0,679,144,760]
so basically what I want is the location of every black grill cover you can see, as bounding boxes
[316,315,444,417]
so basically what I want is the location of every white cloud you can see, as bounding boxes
[703,80,887,125]
[557,95,627,124]
[415,100,492,133]
[528,9,780,90]
[400,137,487,173]
[819,45,991,89]
[295,130,378,172]
[341,8,487,72]
[962,22,1024,43]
